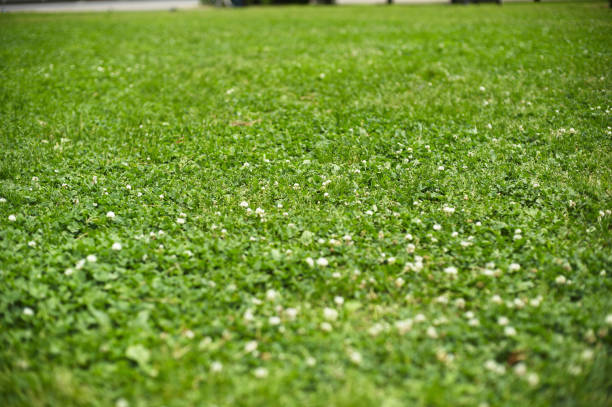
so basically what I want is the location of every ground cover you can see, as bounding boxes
[0,2,611,406]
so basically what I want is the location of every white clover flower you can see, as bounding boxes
[64,268,74,276]
[513,363,527,376]
[0,197,7,203]
[491,295,503,304]
[86,255,97,263]
[332,272,341,278]
[605,314,612,326]
[527,373,539,387]
[265,289,278,301]
[444,266,458,276]
[334,296,344,306]
[479,86,486,92]
[406,243,415,253]
[395,319,413,334]
[581,349,594,361]
[269,316,281,326]
[316,257,329,267]
[368,323,384,337]
[305,257,314,267]
[306,357,316,367]
[426,326,438,339]
[414,313,426,323]
[243,309,254,322]
[320,322,333,332]
[405,233,413,241]
[210,361,223,373]
[342,234,352,242]
[555,275,567,285]
[106,211,115,219]
[126,184,131,190]
[323,307,338,321]
[433,224,442,231]
[395,277,405,288]
[443,206,455,215]
[255,207,265,216]
[253,367,268,379]
[468,318,480,327]
[513,298,525,308]
[349,351,362,365]
[176,217,185,224]
[244,340,258,353]
[504,326,517,336]
[509,263,521,272]
[75,259,86,270]
[112,242,122,251]
[484,360,505,374]
[8,214,17,222]
[498,316,509,326]
[285,308,298,320]
[28,241,36,247]
[438,166,445,171]
[23,307,34,316]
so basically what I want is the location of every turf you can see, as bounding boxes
[0,2,611,406]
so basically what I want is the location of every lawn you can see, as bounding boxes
[0,2,611,406]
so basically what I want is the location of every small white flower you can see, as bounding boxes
[443,206,455,215]
[306,357,316,366]
[426,326,438,339]
[605,314,612,326]
[0,197,6,203]
[334,296,344,306]
[265,289,278,301]
[243,309,254,322]
[349,350,362,365]
[111,242,122,251]
[343,234,352,242]
[509,263,521,272]
[479,86,486,92]
[504,326,517,336]
[323,307,338,321]
[316,257,329,267]
[126,185,131,190]
[75,259,86,269]
[86,255,97,263]
[514,363,527,376]
[28,241,36,247]
[468,318,480,327]
[491,295,503,304]
[115,398,129,407]
[8,214,17,222]
[240,201,249,208]
[244,340,258,353]
[368,323,384,336]
[498,316,509,326]
[527,373,539,387]
[255,207,265,216]
[395,319,413,334]
[555,275,567,285]
[23,307,34,316]
[320,322,333,332]
[253,367,268,378]
[438,166,445,171]
[406,243,415,253]
[269,316,281,326]
[305,257,314,267]
[285,308,298,320]
[159,194,164,199]
[581,349,594,361]
[64,268,74,276]
[395,277,405,288]
[414,313,426,323]
[106,211,115,219]
[210,361,223,373]
[176,218,185,224]
[444,266,458,276]
[433,224,441,231]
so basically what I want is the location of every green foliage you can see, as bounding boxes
[0,3,611,406]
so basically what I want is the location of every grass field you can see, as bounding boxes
[1,2,611,406]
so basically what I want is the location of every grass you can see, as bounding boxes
[0,2,611,406]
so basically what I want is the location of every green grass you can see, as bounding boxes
[1,2,611,406]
